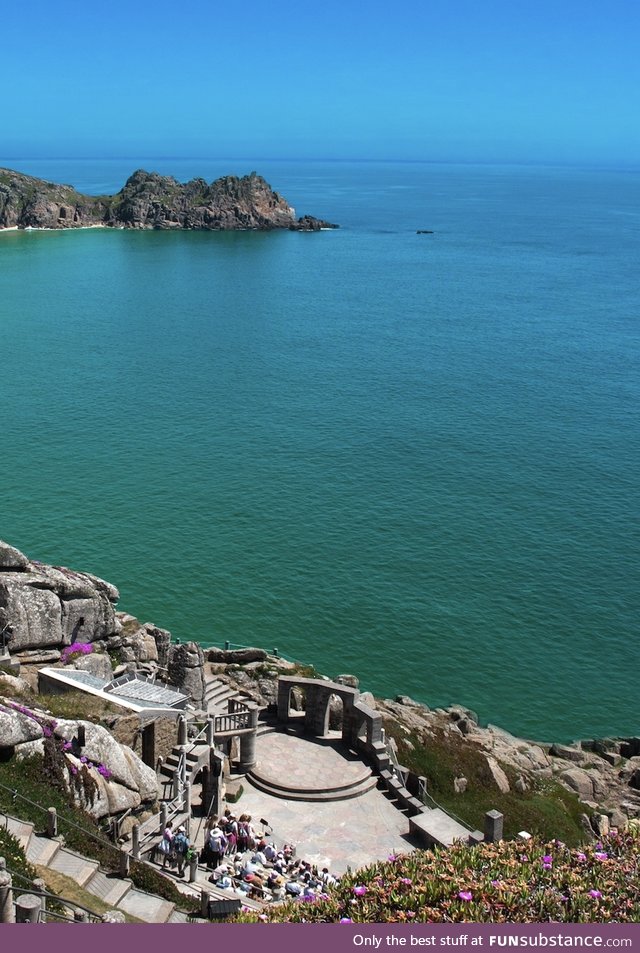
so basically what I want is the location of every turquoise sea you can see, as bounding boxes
[1,158,638,743]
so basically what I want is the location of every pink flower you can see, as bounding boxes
[458,891,473,901]
[340,918,353,923]
[353,885,367,897]
[589,890,602,899]
[400,878,412,886]
[577,852,587,862]
[594,851,608,861]
[542,855,553,865]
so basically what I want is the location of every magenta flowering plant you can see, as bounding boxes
[233,830,640,924]
[61,641,94,664]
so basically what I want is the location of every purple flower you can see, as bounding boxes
[577,852,587,862]
[340,918,353,923]
[388,853,398,862]
[352,885,367,897]
[491,880,501,888]
[458,891,473,902]
[400,878,412,886]
[542,855,553,865]
[62,741,73,751]
[589,890,602,899]
[594,851,608,861]
[80,756,88,764]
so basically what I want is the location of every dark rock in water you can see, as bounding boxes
[291,214,338,231]
[0,167,338,232]
[417,229,434,234]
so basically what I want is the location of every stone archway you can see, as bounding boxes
[323,692,345,735]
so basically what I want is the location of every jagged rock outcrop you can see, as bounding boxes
[0,167,338,232]
[166,641,206,708]
[0,541,120,651]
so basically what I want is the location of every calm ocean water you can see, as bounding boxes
[1,158,638,742]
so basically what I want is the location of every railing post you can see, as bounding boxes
[15,893,41,923]
[47,807,57,838]
[33,878,46,923]
[131,822,140,862]
[200,889,210,919]
[189,852,199,883]
[0,858,15,924]
[173,764,181,799]
[160,802,168,833]
[183,780,191,816]
[119,849,130,879]
[177,715,188,747]
[206,717,214,747]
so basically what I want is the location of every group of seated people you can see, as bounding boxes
[203,809,340,902]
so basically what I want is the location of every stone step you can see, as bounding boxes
[4,816,34,850]
[168,909,192,923]
[48,846,100,886]
[247,772,378,803]
[117,886,175,923]
[26,833,61,866]
[84,869,132,907]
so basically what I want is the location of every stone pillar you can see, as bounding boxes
[160,802,168,832]
[200,889,210,919]
[131,823,140,861]
[206,717,214,747]
[119,850,130,879]
[276,679,291,723]
[77,724,86,748]
[189,853,199,883]
[177,715,188,747]
[33,878,46,923]
[47,807,58,838]
[238,706,259,774]
[484,809,504,843]
[0,858,15,924]
[15,893,41,923]
[173,766,182,799]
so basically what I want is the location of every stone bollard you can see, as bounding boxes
[484,809,504,843]
[32,878,46,923]
[177,715,188,747]
[119,850,130,879]
[15,893,42,923]
[200,889,211,919]
[47,807,58,838]
[189,852,199,883]
[0,858,16,924]
[131,823,140,862]
[160,802,168,833]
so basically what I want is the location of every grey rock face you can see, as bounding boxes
[0,708,44,747]
[167,641,206,708]
[0,542,119,651]
[207,647,267,665]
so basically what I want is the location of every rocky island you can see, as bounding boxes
[0,168,338,232]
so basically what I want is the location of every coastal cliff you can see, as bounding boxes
[0,167,338,231]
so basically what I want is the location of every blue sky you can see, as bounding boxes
[3,0,638,164]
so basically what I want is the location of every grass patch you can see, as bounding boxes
[385,719,587,845]
[35,866,144,923]
[37,691,122,723]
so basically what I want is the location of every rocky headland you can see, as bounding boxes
[0,167,338,232]
[1,539,639,836]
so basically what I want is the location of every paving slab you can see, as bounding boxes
[48,846,99,885]
[26,833,60,866]
[4,817,34,850]
[117,887,174,923]
[85,869,132,906]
